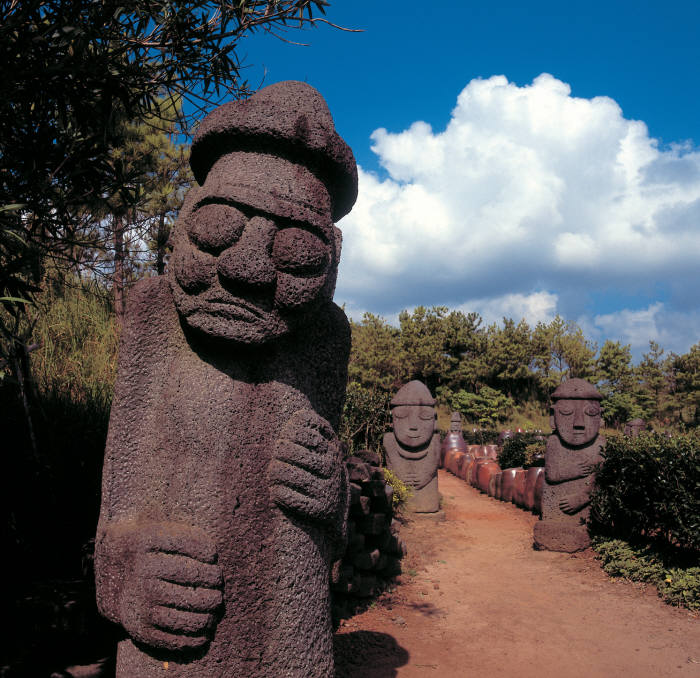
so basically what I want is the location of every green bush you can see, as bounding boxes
[590,432,699,553]
[383,467,413,511]
[339,382,391,458]
[462,428,501,445]
[593,537,699,611]
[498,432,545,469]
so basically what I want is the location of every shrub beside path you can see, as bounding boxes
[334,470,699,677]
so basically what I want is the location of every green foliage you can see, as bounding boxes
[498,432,545,469]
[30,280,117,408]
[348,314,407,392]
[658,567,700,610]
[523,442,546,467]
[451,386,513,428]
[590,432,700,553]
[383,468,413,511]
[593,537,700,610]
[339,382,391,457]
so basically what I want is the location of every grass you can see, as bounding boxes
[592,537,699,611]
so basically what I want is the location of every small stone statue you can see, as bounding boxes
[383,381,440,513]
[94,81,357,677]
[623,418,645,437]
[441,411,467,466]
[533,378,605,552]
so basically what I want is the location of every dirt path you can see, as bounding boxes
[334,470,699,678]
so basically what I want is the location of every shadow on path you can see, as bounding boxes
[334,630,409,677]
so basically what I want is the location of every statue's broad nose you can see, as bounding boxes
[217,216,276,288]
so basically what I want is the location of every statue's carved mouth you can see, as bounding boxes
[198,293,270,321]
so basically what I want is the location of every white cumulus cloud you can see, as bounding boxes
[335,73,700,356]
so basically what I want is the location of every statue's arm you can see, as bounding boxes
[94,279,223,651]
[269,303,351,556]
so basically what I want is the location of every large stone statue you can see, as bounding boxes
[94,81,357,677]
[533,378,605,552]
[383,381,440,513]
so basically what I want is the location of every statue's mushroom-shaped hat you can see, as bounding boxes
[551,378,602,401]
[190,81,357,227]
[391,380,436,407]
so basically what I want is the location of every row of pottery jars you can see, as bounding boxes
[489,466,544,514]
[443,444,499,477]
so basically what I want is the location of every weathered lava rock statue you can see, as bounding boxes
[441,411,467,465]
[384,381,441,513]
[94,81,357,678]
[533,378,605,552]
[624,418,645,437]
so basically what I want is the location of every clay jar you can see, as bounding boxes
[477,459,501,493]
[460,457,475,482]
[492,471,503,499]
[443,447,458,475]
[441,432,466,468]
[456,452,473,479]
[499,467,521,503]
[512,468,527,507]
[533,470,545,515]
[467,444,482,458]
[481,444,500,460]
[448,450,466,476]
[523,467,544,512]
[487,473,497,497]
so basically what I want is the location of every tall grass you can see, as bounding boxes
[2,278,119,583]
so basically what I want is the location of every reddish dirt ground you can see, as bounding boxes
[334,470,699,678]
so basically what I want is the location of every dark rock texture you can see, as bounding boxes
[533,378,605,553]
[383,381,440,513]
[95,81,357,677]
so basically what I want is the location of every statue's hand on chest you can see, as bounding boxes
[269,409,344,525]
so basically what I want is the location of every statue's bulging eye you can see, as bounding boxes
[585,408,600,417]
[393,407,409,419]
[558,408,573,416]
[272,227,329,275]
[187,204,247,254]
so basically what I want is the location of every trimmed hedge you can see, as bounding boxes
[590,432,699,554]
[497,432,545,469]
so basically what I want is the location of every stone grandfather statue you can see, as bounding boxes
[95,81,357,677]
[383,381,440,513]
[533,378,605,552]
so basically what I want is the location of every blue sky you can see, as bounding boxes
[237,1,700,359]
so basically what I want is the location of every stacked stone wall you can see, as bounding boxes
[331,451,407,619]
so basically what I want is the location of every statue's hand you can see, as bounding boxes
[559,496,579,514]
[270,409,343,524]
[577,459,596,476]
[117,522,223,652]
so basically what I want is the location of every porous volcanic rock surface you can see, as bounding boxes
[334,470,699,678]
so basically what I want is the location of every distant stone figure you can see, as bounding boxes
[623,418,645,437]
[440,411,467,466]
[533,378,605,552]
[94,81,358,677]
[384,381,440,512]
